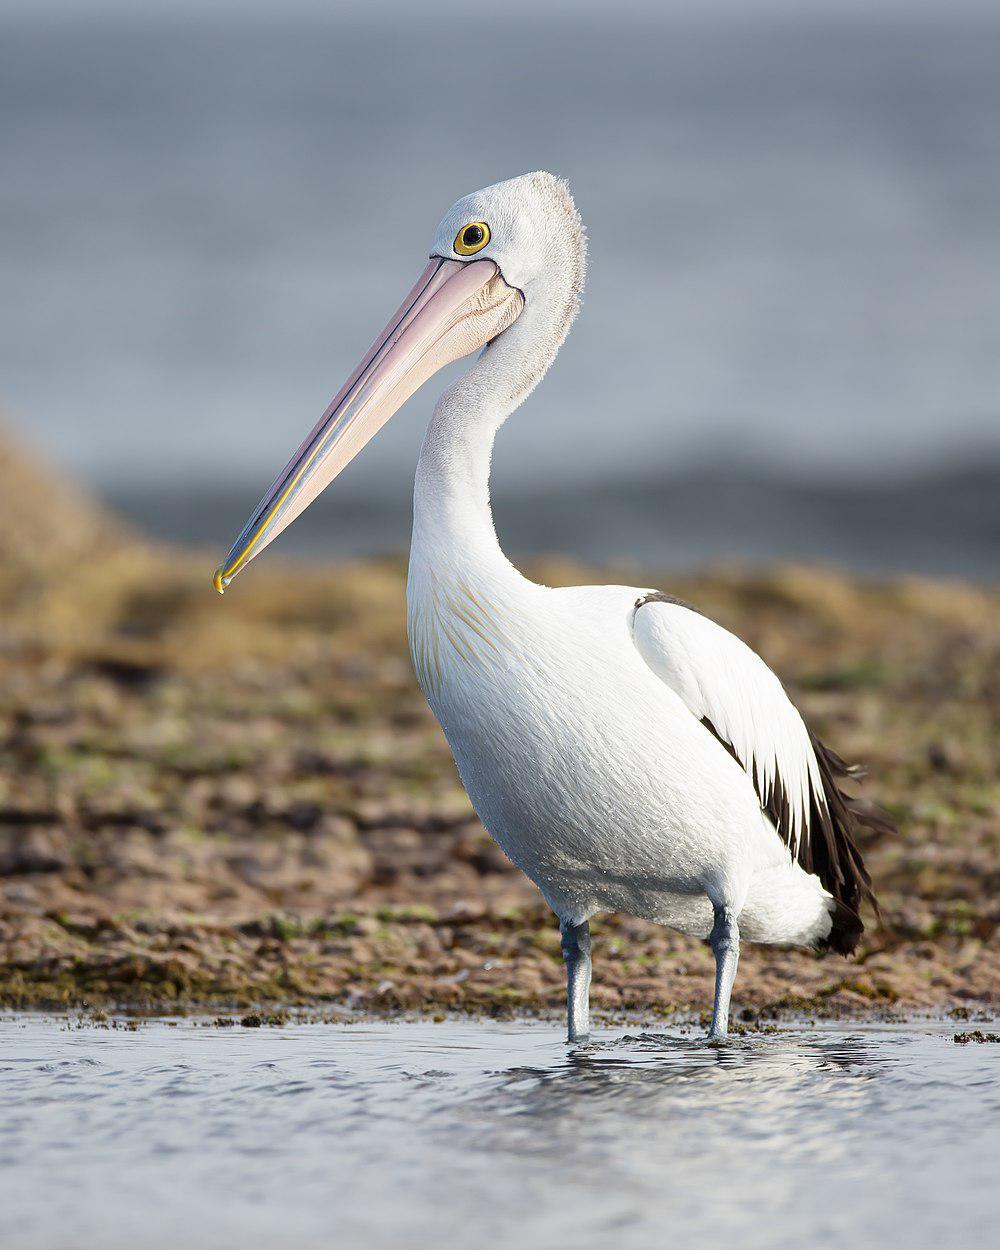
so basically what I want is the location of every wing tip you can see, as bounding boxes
[808,727,892,919]
[819,897,865,956]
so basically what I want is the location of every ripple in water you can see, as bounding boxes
[0,1016,996,1249]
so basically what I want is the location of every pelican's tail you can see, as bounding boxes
[738,860,863,953]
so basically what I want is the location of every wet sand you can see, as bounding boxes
[1,564,995,1019]
[0,439,997,1019]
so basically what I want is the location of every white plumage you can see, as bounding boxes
[632,594,826,857]
[216,170,888,1041]
[407,567,842,951]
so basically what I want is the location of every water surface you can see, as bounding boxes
[1,1015,996,1248]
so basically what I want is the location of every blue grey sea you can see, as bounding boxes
[1,4,998,574]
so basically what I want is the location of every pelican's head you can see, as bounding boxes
[212,171,585,592]
[429,172,586,317]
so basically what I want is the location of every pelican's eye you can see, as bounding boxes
[454,222,490,256]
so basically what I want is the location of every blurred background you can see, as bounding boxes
[1,0,998,576]
[2,13,998,1240]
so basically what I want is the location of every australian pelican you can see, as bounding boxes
[213,173,890,1041]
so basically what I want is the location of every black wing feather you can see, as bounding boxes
[700,715,893,954]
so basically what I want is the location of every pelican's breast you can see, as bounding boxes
[406,570,511,699]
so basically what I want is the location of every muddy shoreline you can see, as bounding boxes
[0,454,996,1018]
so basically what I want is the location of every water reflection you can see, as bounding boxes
[502,1027,874,1101]
[438,1029,877,1169]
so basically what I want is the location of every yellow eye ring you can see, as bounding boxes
[454,221,490,256]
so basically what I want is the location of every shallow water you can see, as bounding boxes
[0,1016,996,1249]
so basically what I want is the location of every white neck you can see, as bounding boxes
[411,278,578,590]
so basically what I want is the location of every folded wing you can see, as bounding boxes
[631,592,891,921]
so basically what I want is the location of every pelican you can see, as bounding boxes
[213,173,890,1041]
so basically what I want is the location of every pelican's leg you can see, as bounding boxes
[560,919,592,1044]
[707,904,740,1041]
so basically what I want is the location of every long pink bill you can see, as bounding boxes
[213,256,523,592]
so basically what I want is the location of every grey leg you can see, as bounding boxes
[707,904,740,1041]
[560,919,592,1043]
